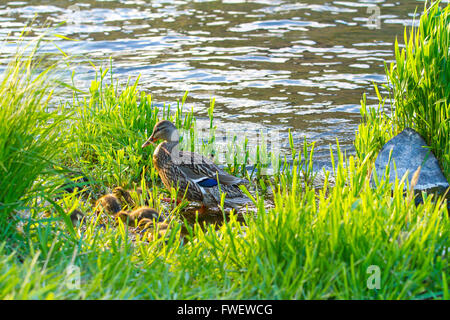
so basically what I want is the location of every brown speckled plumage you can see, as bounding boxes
[145,222,170,241]
[144,120,251,209]
[130,207,161,221]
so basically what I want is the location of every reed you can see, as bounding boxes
[356,1,450,180]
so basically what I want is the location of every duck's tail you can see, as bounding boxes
[238,178,250,185]
[224,194,253,210]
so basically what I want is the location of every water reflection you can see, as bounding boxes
[0,0,423,161]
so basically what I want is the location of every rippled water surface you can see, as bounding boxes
[0,0,424,159]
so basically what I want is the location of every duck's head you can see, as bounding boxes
[115,211,134,226]
[112,187,132,202]
[69,209,85,225]
[142,120,179,148]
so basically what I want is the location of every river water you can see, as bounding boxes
[0,0,423,162]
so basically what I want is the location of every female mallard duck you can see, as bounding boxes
[142,120,251,212]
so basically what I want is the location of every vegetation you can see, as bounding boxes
[0,2,448,299]
[355,1,450,180]
[0,37,69,235]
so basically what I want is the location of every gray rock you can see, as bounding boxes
[372,128,449,197]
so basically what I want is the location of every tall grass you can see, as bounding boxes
[0,143,448,299]
[0,37,68,221]
[356,1,450,180]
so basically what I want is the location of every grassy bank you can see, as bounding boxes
[0,3,448,299]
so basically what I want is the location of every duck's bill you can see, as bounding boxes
[141,137,155,148]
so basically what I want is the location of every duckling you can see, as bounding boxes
[115,207,162,227]
[95,193,121,216]
[112,186,151,207]
[137,218,154,229]
[61,174,90,195]
[112,187,135,208]
[115,210,135,226]
[144,222,170,241]
[129,207,161,221]
[69,209,85,226]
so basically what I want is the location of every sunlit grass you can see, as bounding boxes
[356,1,449,180]
[1,144,448,299]
[0,35,69,222]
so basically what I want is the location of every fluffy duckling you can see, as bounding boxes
[115,210,134,226]
[69,209,85,225]
[143,221,170,241]
[112,186,150,208]
[130,207,161,221]
[95,193,121,216]
[112,187,135,208]
[115,207,161,227]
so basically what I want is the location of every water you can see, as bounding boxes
[0,0,423,161]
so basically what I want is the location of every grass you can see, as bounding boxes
[0,2,449,299]
[0,35,69,238]
[355,1,450,181]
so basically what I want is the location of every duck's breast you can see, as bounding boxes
[153,143,169,170]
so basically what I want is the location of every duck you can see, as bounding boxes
[142,221,170,241]
[142,120,251,212]
[137,218,154,229]
[69,209,85,226]
[95,193,121,216]
[130,207,161,221]
[112,187,136,209]
[115,207,162,227]
[114,186,150,207]
[115,211,134,226]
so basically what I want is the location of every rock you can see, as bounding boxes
[372,128,449,198]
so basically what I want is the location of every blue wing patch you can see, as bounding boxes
[198,178,218,188]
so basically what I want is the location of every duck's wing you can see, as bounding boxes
[174,150,248,186]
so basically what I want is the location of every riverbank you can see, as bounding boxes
[0,2,448,299]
